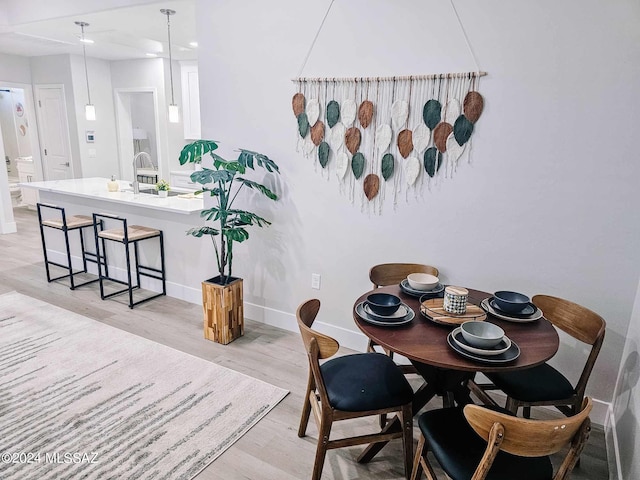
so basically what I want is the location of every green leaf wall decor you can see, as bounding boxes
[424,147,443,177]
[453,115,474,145]
[297,112,309,138]
[351,152,365,179]
[423,99,442,129]
[326,100,340,128]
[318,142,330,168]
[381,153,395,181]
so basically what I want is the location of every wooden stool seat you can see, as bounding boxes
[98,226,161,242]
[42,215,94,230]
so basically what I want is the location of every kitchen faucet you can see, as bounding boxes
[132,151,152,194]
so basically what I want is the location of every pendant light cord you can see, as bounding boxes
[80,24,91,104]
[165,11,176,104]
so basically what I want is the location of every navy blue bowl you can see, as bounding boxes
[493,290,530,314]
[366,293,401,316]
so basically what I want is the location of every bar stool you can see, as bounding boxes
[93,213,166,309]
[37,203,106,290]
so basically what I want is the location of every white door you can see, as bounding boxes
[35,86,73,180]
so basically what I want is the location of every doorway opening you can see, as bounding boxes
[114,88,162,188]
[0,83,42,218]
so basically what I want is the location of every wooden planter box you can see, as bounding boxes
[202,276,244,344]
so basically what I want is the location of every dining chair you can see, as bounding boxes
[296,299,414,480]
[410,397,592,480]
[472,295,605,418]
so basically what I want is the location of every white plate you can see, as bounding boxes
[481,298,543,323]
[400,279,445,297]
[451,327,512,356]
[364,303,410,321]
[356,302,415,327]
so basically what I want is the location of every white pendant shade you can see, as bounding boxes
[85,104,96,121]
[168,104,180,123]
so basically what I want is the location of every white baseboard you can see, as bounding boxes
[605,404,623,480]
[0,220,17,234]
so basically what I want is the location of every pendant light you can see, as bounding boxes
[160,9,179,123]
[75,21,95,121]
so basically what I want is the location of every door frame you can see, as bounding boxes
[113,87,162,183]
[34,83,74,180]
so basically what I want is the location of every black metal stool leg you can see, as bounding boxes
[63,227,75,290]
[124,240,134,309]
[134,240,141,288]
[37,205,53,283]
[159,232,166,295]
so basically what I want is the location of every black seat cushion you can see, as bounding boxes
[486,363,575,402]
[320,353,413,412]
[419,408,553,480]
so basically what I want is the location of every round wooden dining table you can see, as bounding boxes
[352,285,560,466]
[354,286,559,373]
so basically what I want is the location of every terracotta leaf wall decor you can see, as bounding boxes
[433,122,453,152]
[463,91,484,123]
[345,127,362,155]
[292,93,306,116]
[291,73,486,213]
[397,129,414,158]
[363,173,380,200]
[358,100,374,128]
[310,121,325,146]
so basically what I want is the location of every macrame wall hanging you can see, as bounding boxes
[291,0,487,214]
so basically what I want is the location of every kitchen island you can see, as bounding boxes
[22,177,210,304]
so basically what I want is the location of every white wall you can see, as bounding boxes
[195,0,640,415]
[0,52,32,84]
[611,282,640,480]
[69,54,119,178]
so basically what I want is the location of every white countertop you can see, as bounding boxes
[21,177,204,215]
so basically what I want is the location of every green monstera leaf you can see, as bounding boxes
[351,152,365,179]
[318,142,330,168]
[381,153,395,181]
[424,147,443,177]
[179,140,219,165]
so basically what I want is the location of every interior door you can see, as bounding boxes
[35,86,73,180]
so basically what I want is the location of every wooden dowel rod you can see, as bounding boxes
[291,72,487,82]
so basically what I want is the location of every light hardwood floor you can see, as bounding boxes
[0,207,609,480]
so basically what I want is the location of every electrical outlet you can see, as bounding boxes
[311,273,321,290]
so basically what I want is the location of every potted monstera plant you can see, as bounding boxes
[179,140,280,344]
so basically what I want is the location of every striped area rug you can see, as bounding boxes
[0,292,288,480]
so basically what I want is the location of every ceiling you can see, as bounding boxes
[0,0,198,61]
